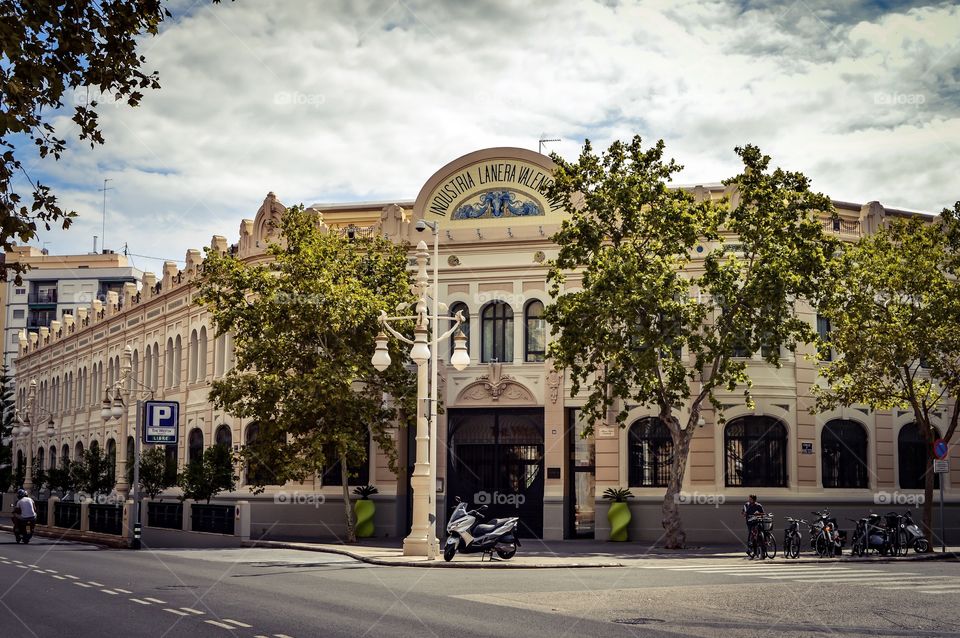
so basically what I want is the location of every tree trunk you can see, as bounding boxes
[340,450,357,544]
[661,410,694,549]
[922,449,935,551]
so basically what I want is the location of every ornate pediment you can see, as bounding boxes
[455,362,536,405]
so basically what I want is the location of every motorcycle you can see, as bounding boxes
[851,513,891,556]
[890,510,929,554]
[444,496,521,562]
[809,509,842,557]
[12,514,34,544]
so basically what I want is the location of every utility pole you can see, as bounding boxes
[99,178,113,253]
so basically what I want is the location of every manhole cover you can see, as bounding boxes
[613,618,664,626]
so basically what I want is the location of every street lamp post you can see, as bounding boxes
[371,236,469,558]
[16,379,56,495]
[102,344,153,549]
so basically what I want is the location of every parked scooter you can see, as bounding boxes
[889,510,930,554]
[444,496,521,562]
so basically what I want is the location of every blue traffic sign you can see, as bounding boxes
[933,438,949,460]
[144,400,180,444]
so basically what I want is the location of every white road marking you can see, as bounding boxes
[46,569,57,574]
[11,560,22,564]
[916,589,960,595]
[27,564,39,568]
[164,608,190,616]
[64,574,78,580]
[16,565,28,569]
[754,571,888,580]
[205,620,235,629]
[114,588,132,594]
[180,608,205,615]
[223,619,252,628]
[74,582,92,588]
[144,597,167,604]
[101,589,119,595]
[88,581,104,587]
[130,598,152,605]
[52,575,66,580]
[274,634,295,637]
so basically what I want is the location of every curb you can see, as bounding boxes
[0,523,122,549]
[241,540,624,568]
[242,540,958,568]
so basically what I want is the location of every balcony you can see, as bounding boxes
[28,290,58,304]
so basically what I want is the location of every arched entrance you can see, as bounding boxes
[447,408,544,538]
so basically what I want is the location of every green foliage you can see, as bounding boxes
[602,487,634,502]
[0,1,231,281]
[196,205,416,495]
[46,459,77,495]
[815,202,960,538]
[0,365,14,490]
[31,465,47,494]
[176,445,236,504]
[71,445,115,496]
[352,484,379,500]
[545,137,838,547]
[139,447,174,500]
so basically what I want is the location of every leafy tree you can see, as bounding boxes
[197,205,416,543]
[138,446,174,500]
[545,137,838,548]
[0,365,14,490]
[0,0,230,281]
[815,203,960,545]
[31,464,47,496]
[71,445,115,497]
[176,444,236,504]
[47,459,77,497]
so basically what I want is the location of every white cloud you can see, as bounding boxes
[29,0,960,269]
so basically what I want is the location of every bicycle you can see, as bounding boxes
[783,517,806,559]
[747,514,777,559]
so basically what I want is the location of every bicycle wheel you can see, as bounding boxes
[896,530,910,556]
[764,532,777,559]
[815,535,829,558]
[789,533,800,559]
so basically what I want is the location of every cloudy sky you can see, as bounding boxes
[24,0,960,272]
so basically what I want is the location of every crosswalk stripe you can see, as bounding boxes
[205,620,235,629]
[52,575,66,580]
[88,581,104,587]
[144,597,167,604]
[223,619,252,628]
[164,608,190,616]
[101,589,119,595]
[180,608,205,615]
[757,571,888,580]
[114,588,132,594]
[130,598,151,605]
[74,582,92,588]
[916,590,960,595]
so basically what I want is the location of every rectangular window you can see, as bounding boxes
[15,288,25,295]
[817,315,832,361]
[12,309,24,319]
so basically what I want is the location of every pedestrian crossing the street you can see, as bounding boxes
[636,562,960,595]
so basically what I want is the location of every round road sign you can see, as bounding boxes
[933,438,949,460]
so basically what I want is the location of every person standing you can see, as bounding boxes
[742,494,764,556]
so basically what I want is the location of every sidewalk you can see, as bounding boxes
[243,538,960,568]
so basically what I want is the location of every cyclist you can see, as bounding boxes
[742,494,764,557]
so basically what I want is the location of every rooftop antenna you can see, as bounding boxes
[99,178,113,253]
[538,137,560,154]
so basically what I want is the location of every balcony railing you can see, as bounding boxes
[823,218,861,235]
[28,290,57,304]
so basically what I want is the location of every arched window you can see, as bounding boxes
[151,343,160,389]
[821,419,868,488]
[215,333,226,377]
[898,422,940,489]
[322,436,371,487]
[188,428,204,465]
[449,302,470,361]
[75,441,84,460]
[481,301,514,363]
[198,327,208,381]
[524,300,546,363]
[215,424,233,450]
[130,349,139,392]
[144,346,153,389]
[724,415,788,487]
[49,445,57,470]
[106,439,116,485]
[61,444,70,465]
[189,329,199,382]
[163,445,178,485]
[628,417,673,487]
[36,446,45,476]
[245,423,262,485]
[165,338,174,388]
[174,335,183,386]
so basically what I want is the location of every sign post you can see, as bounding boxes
[933,439,949,553]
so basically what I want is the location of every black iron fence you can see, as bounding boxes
[54,502,81,529]
[88,504,124,535]
[147,502,183,530]
[35,501,48,526]
[191,504,235,535]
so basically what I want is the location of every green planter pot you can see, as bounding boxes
[354,499,375,538]
[607,501,631,542]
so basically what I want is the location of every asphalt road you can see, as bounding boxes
[1,531,958,638]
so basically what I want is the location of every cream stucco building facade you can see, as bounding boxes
[10,147,959,544]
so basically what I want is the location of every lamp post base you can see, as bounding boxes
[402,536,440,557]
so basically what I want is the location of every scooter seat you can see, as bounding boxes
[474,523,497,535]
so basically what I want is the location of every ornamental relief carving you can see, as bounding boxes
[454,362,537,405]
